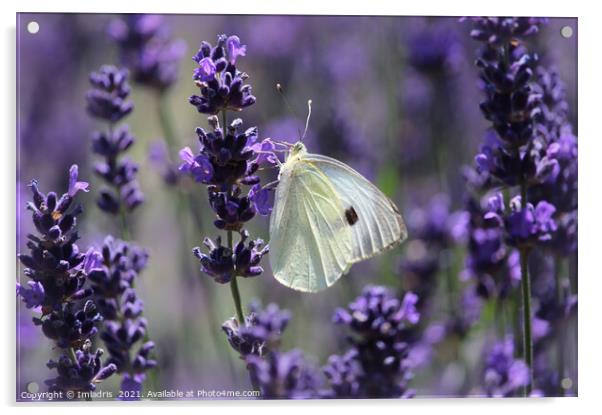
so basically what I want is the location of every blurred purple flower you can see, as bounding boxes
[447,286,484,337]
[482,337,530,397]
[247,350,320,399]
[407,23,463,74]
[108,14,186,90]
[400,194,465,312]
[88,67,144,216]
[148,140,179,186]
[245,16,300,57]
[325,286,420,398]
[462,195,520,299]
[528,66,578,256]
[466,17,548,46]
[86,66,133,123]
[119,374,144,401]
[87,236,155,397]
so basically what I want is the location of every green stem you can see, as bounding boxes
[519,247,533,396]
[228,229,245,324]
[157,92,179,158]
[519,178,533,396]
[69,346,78,363]
[118,206,130,241]
[555,257,566,396]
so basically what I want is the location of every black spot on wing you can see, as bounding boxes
[345,206,359,226]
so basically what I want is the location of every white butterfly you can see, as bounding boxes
[269,141,407,292]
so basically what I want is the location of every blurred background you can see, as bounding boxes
[16,14,577,398]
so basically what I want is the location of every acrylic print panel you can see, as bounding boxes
[16,13,577,401]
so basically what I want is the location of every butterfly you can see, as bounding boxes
[269,141,407,292]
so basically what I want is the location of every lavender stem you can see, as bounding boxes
[520,177,533,396]
[119,207,130,240]
[157,92,178,157]
[555,257,566,396]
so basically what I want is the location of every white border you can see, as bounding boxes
[1,1,598,414]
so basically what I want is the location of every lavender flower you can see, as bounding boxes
[16,281,44,309]
[482,337,529,397]
[221,300,322,399]
[467,17,549,190]
[182,34,273,391]
[38,300,102,349]
[149,140,180,186]
[192,230,268,284]
[446,285,484,337]
[222,302,291,358]
[182,35,271,297]
[528,66,578,255]
[180,117,265,187]
[17,166,115,395]
[462,195,520,299]
[466,17,548,46]
[87,66,144,217]
[86,236,155,396]
[246,350,320,399]
[86,65,133,123]
[322,349,362,398]
[189,34,256,114]
[17,166,89,313]
[108,14,186,90]
[323,286,420,398]
[484,193,557,249]
[465,16,555,395]
[46,340,117,394]
[400,194,465,311]
[407,22,463,75]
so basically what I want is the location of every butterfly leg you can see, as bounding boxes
[272,141,295,148]
[261,179,280,190]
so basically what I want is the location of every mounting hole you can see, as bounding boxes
[26,381,39,393]
[27,21,40,34]
[560,25,573,39]
[561,377,573,390]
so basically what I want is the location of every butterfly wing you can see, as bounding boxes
[303,153,407,263]
[269,159,354,292]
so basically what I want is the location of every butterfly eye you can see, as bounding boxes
[345,207,359,226]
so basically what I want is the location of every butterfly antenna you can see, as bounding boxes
[276,83,304,139]
[302,99,312,142]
